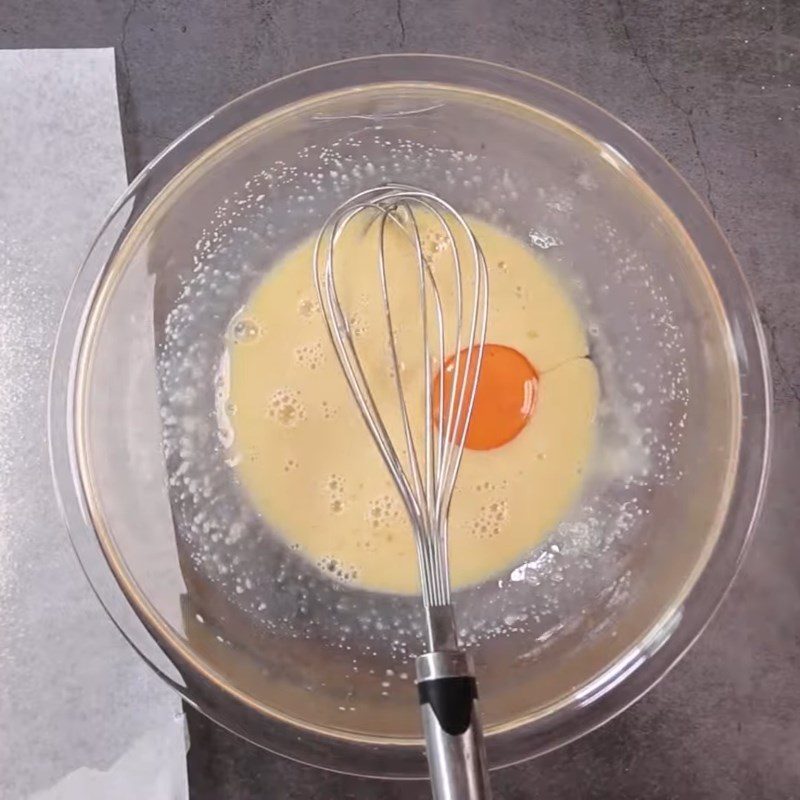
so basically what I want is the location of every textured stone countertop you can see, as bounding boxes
[2,1,798,797]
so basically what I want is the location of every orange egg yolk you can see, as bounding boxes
[433,344,538,450]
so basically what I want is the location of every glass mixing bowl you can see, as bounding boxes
[49,55,771,776]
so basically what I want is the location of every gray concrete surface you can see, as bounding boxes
[2,0,799,797]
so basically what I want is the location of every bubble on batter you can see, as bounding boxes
[327,475,344,492]
[528,230,561,250]
[293,340,325,370]
[497,260,508,272]
[348,311,368,338]
[436,229,456,252]
[355,534,377,551]
[467,499,509,540]
[317,555,338,573]
[367,493,401,529]
[283,458,299,473]
[267,388,306,427]
[475,479,509,493]
[321,400,338,420]
[421,229,450,265]
[325,473,346,514]
[229,316,262,344]
[316,555,359,584]
[329,498,344,513]
[297,296,320,319]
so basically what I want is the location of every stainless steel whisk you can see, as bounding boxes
[314,184,492,800]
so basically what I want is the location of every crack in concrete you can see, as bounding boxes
[616,0,718,218]
[248,0,281,45]
[396,0,406,47]
[684,111,718,219]
[118,0,140,119]
[764,315,800,407]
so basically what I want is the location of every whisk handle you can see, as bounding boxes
[416,651,492,800]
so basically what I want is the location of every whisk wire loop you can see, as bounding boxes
[314,184,489,610]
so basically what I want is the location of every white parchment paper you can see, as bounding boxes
[0,48,187,800]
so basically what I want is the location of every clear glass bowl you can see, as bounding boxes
[48,55,771,777]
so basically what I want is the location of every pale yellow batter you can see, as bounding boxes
[224,215,598,594]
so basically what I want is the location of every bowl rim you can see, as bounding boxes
[48,53,772,777]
